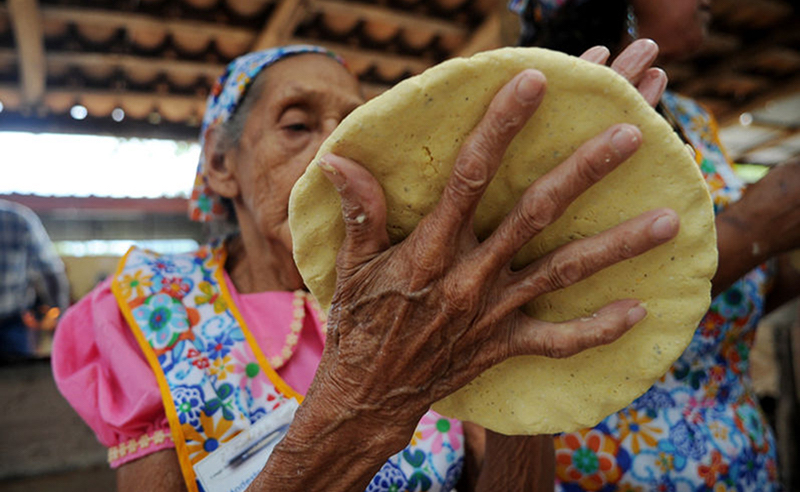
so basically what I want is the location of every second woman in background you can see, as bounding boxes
[512,0,800,490]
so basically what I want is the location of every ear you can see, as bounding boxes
[203,127,240,199]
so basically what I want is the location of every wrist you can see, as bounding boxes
[303,365,423,450]
[253,385,418,492]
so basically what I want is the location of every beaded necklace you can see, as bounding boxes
[268,290,328,369]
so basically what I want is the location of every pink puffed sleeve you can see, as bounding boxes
[51,278,173,468]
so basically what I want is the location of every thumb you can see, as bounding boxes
[318,153,391,277]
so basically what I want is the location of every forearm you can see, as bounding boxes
[474,431,554,492]
[712,212,772,297]
[713,159,800,298]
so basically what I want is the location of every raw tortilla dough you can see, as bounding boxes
[289,47,717,434]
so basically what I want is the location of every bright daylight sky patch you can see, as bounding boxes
[1,132,200,198]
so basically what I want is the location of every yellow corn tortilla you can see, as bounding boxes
[288,47,717,434]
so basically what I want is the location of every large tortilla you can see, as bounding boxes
[288,47,717,434]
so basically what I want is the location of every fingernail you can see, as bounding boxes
[611,125,640,154]
[516,70,544,103]
[626,305,647,327]
[583,46,610,63]
[639,38,658,51]
[630,38,659,62]
[318,154,345,190]
[651,213,679,240]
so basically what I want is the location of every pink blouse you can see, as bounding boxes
[52,273,326,468]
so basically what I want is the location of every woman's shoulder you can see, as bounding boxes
[52,272,172,467]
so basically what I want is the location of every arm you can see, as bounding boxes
[250,69,678,491]
[712,158,800,298]
[117,450,187,492]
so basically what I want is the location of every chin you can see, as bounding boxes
[661,31,705,61]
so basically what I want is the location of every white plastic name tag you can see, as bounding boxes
[193,399,299,492]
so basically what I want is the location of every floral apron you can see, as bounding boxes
[553,92,780,492]
[112,242,464,492]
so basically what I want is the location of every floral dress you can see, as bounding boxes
[111,242,464,492]
[553,92,780,492]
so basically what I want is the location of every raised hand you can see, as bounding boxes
[312,68,678,429]
[256,68,679,492]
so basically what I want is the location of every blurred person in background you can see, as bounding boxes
[510,0,800,490]
[0,199,69,360]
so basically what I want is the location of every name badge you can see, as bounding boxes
[193,399,299,492]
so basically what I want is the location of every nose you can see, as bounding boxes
[305,118,342,164]
[310,117,342,154]
[321,117,340,141]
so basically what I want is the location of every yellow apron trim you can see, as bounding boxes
[111,246,200,492]
[212,245,304,403]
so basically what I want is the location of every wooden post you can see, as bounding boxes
[8,0,47,106]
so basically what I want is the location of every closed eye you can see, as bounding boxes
[284,123,309,132]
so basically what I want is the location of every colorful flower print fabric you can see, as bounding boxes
[554,92,780,492]
[113,241,464,491]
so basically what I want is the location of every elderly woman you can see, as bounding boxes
[53,44,679,491]
[511,0,800,490]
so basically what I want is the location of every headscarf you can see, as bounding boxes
[189,45,347,222]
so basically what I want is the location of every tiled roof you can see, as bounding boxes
[0,0,797,163]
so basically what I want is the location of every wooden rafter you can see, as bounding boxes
[47,52,226,80]
[291,36,431,74]
[309,0,467,38]
[8,0,46,106]
[0,47,225,84]
[0,84,205,112]
[39,5,256,45]
[252,0,307,51]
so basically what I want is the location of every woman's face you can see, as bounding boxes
[228,54,364,254]
[631,0,712,60]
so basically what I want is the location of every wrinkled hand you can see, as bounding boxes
[580,39,666,106]
[310,69,680,433]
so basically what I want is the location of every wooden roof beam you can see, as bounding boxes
[252,0,307,50]
[8,0,47,106]
[47,51,226,79]
[290,37,431,74]
[0,48,226,82]
[309,0,467,38]
[0,84,205,111]
[40,6,256,45]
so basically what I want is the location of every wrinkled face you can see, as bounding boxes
[631,0,712,60]
[229,54,364,253]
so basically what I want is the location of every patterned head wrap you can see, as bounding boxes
[189,45,347,222]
